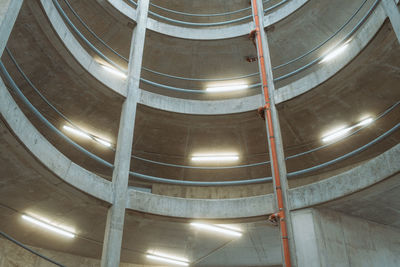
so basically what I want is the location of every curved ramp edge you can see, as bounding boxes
[0,75,113,204]
[108,0,308,40]
[289,143,400,210]
[127,190,275,219]
[40,0,127,97]
[41,0,386,114]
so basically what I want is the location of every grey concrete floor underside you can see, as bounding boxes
[0,0,400,266]
[2,1,399,191]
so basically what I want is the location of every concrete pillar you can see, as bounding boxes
[100,0,149,266]
[252,0,296,265]
[0,0,23,56]
[291,208,400,267]
[382,0,400,43]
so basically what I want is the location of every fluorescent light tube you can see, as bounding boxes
[320,44,349,63]
[191,154,239,162]
[101,65,127,79]
[356,117,373,126]
[190,222,242,237]
[63,125,112,147]
[322,126,351,143]
[22,215,75,238]
[146,252,189,266]
[94,137,112,147]
[206,84,248,93]
[63,125,90,139]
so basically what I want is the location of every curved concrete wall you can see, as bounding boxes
[0,74,113,204]
[39,0,127,97]
[1,69,399,219]
[289,143,400,210]
[107,0,309,40]
[126,143,400,218]
[41,0,387,115]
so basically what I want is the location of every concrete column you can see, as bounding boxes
[100,0,149,266]
[252,0,296,265]
[0,0,23,56]
[382,0,400,43]
[291,208,400,267]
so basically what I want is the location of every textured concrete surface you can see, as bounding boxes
[382,0,400,43]
[0,0,22,55]
[8,0,398,187]
[107,0,308,40]
[0,69,113,204]
[39,0,393,116]
[289,143,400,210]
[0,0,400,265]
[291,208,400,267]
[0,238,165,267]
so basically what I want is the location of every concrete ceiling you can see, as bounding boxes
[0,118,282,266]
[56,0,372,100]
[2,2,399,193]
[1,0,400,265]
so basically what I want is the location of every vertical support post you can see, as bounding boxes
[0,0,23,56]
[100,0,149,266]
[250,0,295,266]
[382,0,400,43]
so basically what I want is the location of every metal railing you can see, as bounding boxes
[54,0,379,94]
[0,231,65,267]
[1,55,398,186]
[125,0,287,27]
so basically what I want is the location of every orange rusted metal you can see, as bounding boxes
[250,1,292,266]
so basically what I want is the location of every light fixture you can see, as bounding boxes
[63,125,90,139]
[356,117,373,127]
[146,251,189,266]
[63,125,112,147]
[206,84,248,93]
[320,43,349,63]
[190,222,242,237]
[94,137,112,147]
[191,153,239,162]
[322,126,351,143]
[322,116,374,143]
[21,215,75,238]
[100,64,127,79]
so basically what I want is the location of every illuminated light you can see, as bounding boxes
[63,125,90,139]
[322,126,351,143]
[190,222,242,237]
[146,251,189,266]
[21,215,75,238]
[206,84,248,93]
[356,117,373,127]
[63,125,112,147]
[100,64,127,79]
[322,116,375,143]
[191,153,239,162]
[94,137,112,147]
[320,43,349,63]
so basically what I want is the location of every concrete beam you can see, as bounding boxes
[127,189,275,219]
[382,0,400,43]
[100,0,149,266]
[0,0,23,56]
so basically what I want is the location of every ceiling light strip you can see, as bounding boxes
[22,215,75,238]
[146,252,189,266]
[190,222,242,237]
